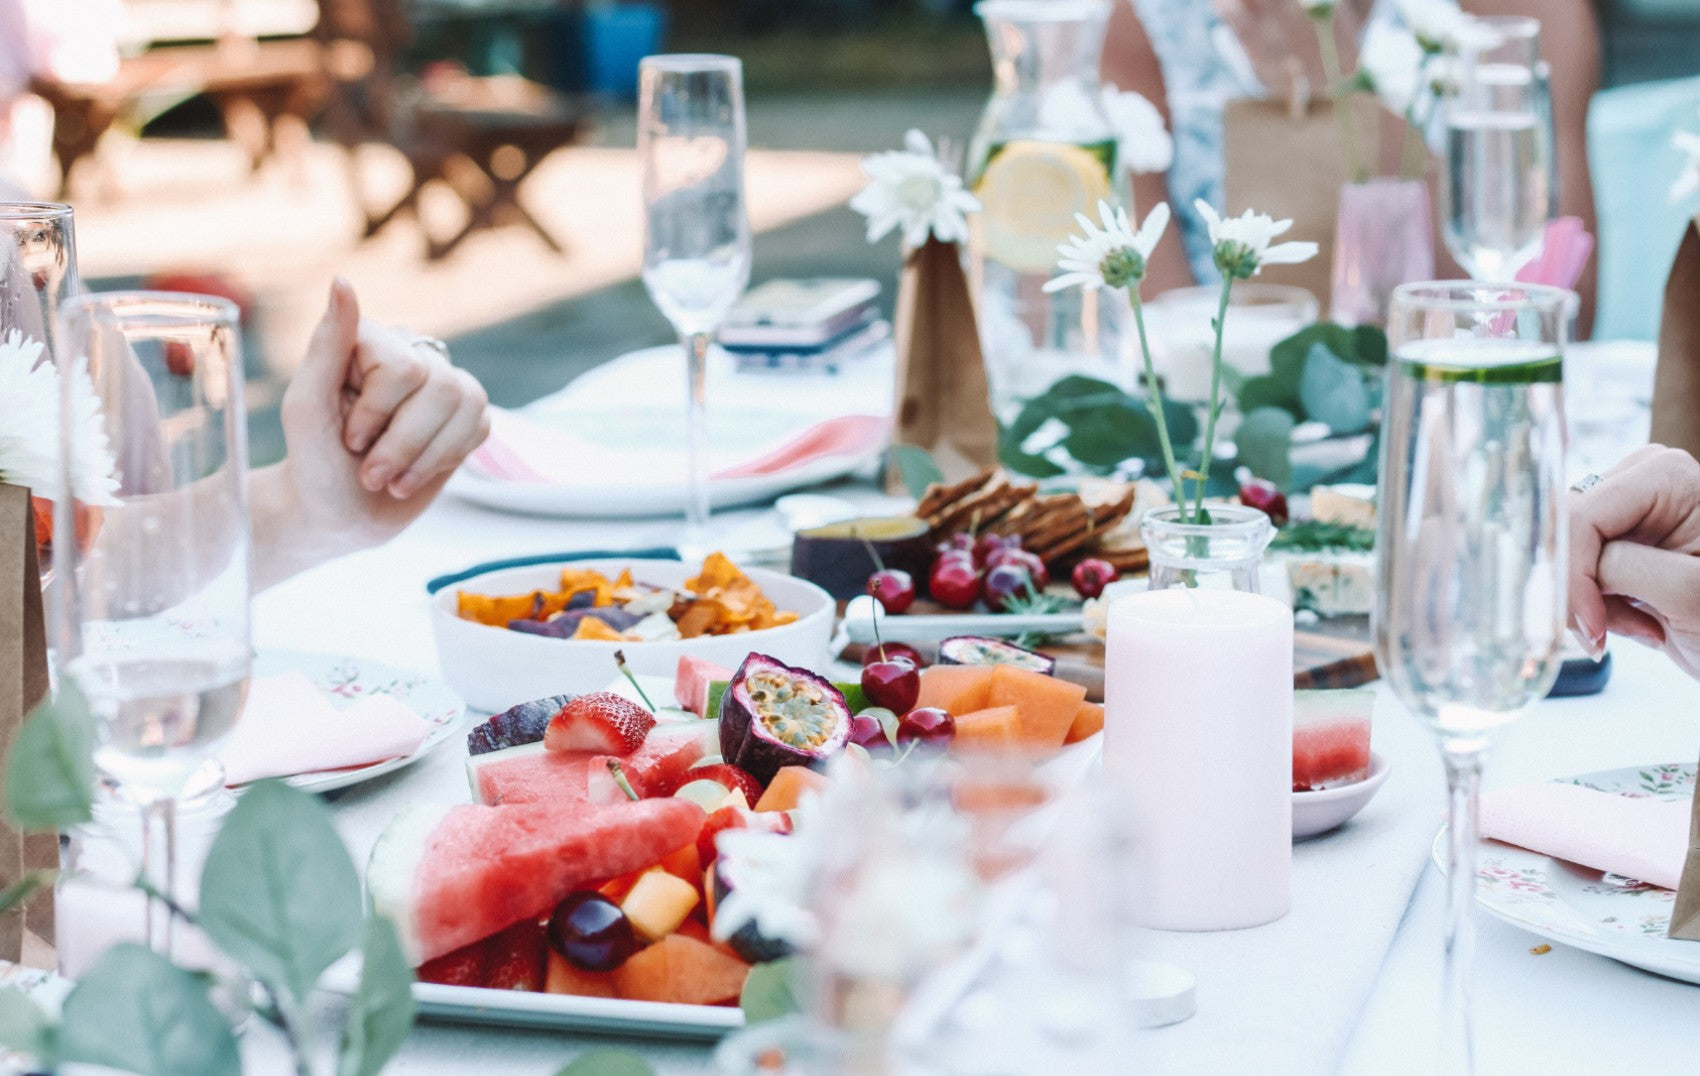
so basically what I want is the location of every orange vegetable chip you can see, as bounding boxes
[571,616,626,641]
[675,600,727,639]
[559,568,615,608]
[685,552,745,596]
[457,589,573,627]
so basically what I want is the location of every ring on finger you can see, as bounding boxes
[410,335,450,360]
[1570,473,1604,494]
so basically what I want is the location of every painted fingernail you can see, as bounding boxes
[363,464,392,491]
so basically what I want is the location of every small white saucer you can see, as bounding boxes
[1292,751,1390,839]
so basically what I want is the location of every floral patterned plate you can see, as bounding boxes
[1432,763,1700,985]
[250,651,464,795]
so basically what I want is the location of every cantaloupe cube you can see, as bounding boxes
[1064,701,1105,744]
[613,934,751,1006]
[599,870,643,904]
[986,665,1087,752]
[621,868,700,941]
[544,949,618,998]
[754,766,829,812]
[916,665,995,715]
[950,705,1022,754]
[660,842,703,890]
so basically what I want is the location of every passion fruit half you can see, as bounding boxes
[937,636,1056,675]
[717,653,851,784]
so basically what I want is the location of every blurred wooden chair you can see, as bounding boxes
[316,0,593,260]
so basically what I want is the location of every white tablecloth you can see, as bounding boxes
[237,491,1700,1074]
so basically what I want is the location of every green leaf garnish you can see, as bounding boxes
[4,679,95,831]
[1270,519,1376,552]
[337,915,416,1076]
[890,444,945,500]
[56,944,239,1076]
[739,956,804,1025]
[0,987,54,1062]
[555,1049,656,1076]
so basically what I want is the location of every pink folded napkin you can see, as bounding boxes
[466,409,889,485]
[1479,782,1693,890]
[219,671,431,786]
[1515,216,1595,292]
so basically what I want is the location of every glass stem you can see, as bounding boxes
[1440,740,1483,1075]
[139,795,178,959]
[682,330,713,537]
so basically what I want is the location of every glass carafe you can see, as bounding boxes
[968,0,1126,426]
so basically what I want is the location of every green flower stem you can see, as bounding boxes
[1129,292,1188,518]
[1313,15,1367,183]
[1192,273,1236,523]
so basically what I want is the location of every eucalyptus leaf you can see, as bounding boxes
[1234,407,1297,489]
[0,987,54,1062]
[740,956,803,1024]
[1062,402,1152,468]
[57,944,239,1076]
[0,869,56,916]
[1298,345,1373,434]
[555,1049,655,1076]
[889,444,945,500]
[1235,374,1302,419]
[4,679,95,831]
[198,780,364,1005]
[338,915,416,1076]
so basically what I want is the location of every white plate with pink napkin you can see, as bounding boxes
[1435,763,1700,984]
[447,345,893,518]
[228,652,464,794]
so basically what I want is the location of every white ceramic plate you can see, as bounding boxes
[1292,752,1390,839]
[248,651,463,794]
[430,558,835,713]
[1433,762,1700,985]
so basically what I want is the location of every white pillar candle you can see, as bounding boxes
[1104,588,1293,931]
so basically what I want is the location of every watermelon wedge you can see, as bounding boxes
[1292,689,1373,792]
[467,725,713,806]
[675,655,734,718]
[370,797,706,964]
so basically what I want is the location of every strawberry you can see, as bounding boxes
[664,762,764,805]
[543,692,655,755]
[417,918,547,990]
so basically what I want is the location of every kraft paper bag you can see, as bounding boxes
[1674,762,1700,940]
[886,237,999,491]
[0,483,53,963]
[1223,94,1399,311]
[1650,221,1700,462]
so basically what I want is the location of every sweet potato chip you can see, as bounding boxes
[457,589,574,627]
[685,552,745,596]
[674,600,727,639]
[571,616,626,641]
[559,568,616,608]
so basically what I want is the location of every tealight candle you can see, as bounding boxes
[1103,588,1293,931]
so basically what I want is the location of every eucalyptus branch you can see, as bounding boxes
[1312,15,1367,182]
[260,982,317,1076]
[1192,274,1236,522]
[132,876,199,927]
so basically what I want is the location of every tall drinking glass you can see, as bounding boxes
[55,292,251,956]
[637,54,751,557]
[1440,17,1553,281]
[1375,282,1568,1072]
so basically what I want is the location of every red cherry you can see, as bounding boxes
[929,556,982,610]
[1071,558,1120,600]
[867,569,916,614]
[936,533,974,556]
[973,531,1019,568]
[897,707,955,748]
[1238,479,1290,526]
[848,712,890,752]
[988,547,1050,590]
[861,657,920,714]
[862,641,925,669]
[982,563,1034,613]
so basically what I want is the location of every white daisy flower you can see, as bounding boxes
[1043,200,1171,294]
[1194,201,1319,280]
[1672,128,1700,203]
[1394,0,1501,54]
[0,331,119,506]
[1359,21,1425,118]
[849,129,982,249]
[1099,88,1174,175]
[711,792,826,950]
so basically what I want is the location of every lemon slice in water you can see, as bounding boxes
[974,140,1114,274]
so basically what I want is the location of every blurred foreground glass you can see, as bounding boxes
[55,291,251,957]
[637,54,751,557]
[1441,17,1553,281]
[1375,282,1567,1072]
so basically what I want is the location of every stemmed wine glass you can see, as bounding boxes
[1374,282,1569,1071]
[637,54,752,559]
[54,291,251,956]
[1440,16,1554,281]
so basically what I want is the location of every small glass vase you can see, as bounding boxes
[1328,178,1435,328]
[1141,504,1275,592]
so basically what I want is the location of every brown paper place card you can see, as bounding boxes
[1651,221,1700,462]
[1672,748,1700,941]
[0,484,53,963]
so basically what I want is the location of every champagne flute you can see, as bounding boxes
[55,291,251,956]
[1440,17,1554,281]
[637,54,752,558]
[1375,282,1568,1072]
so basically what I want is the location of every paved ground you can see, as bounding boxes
[63,90,984,463]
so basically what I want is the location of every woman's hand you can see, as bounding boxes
[251,279,489,590]
[1568,445,1700,676]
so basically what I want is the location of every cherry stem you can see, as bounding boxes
[613,649,656,711]
[867,583,888,663]
[606,759,640,802]
[856,527,887,573]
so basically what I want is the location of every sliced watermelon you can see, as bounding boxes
[1293,689,1373,792]
[675,655,734,717]
[416,917,547,990]
[467,725,712,806]
[370,797,705,964]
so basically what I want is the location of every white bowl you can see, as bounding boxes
[430,559,835,713]
[1292,752,1391,840]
